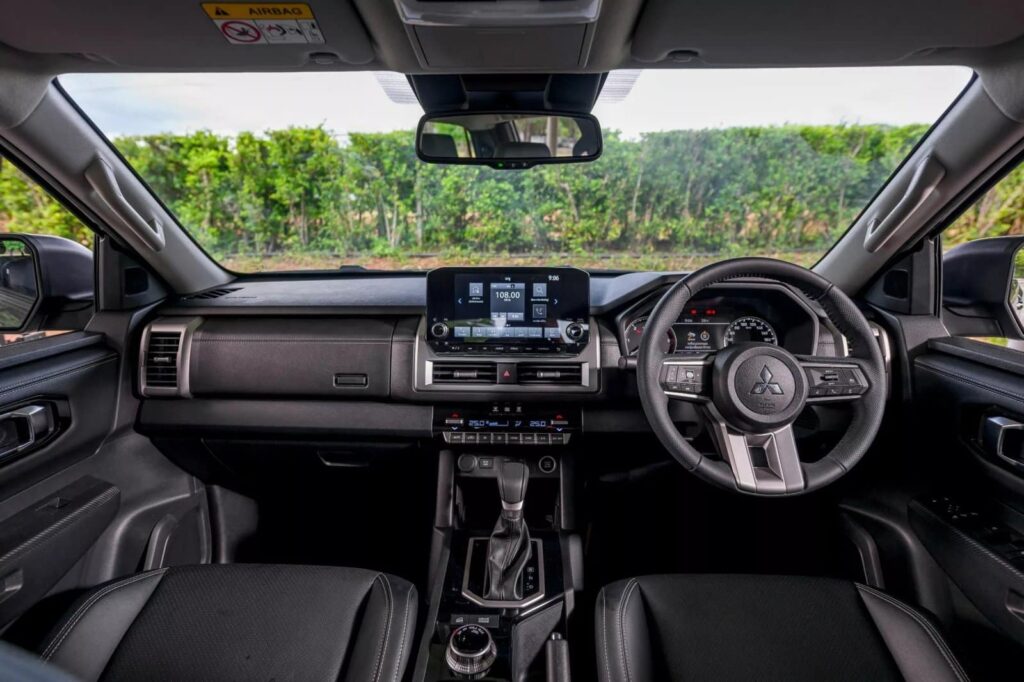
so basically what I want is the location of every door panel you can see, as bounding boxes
[912,337,1024,647]
[0,329,210,639]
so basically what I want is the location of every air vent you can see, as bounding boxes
[183,287,240,301]
[144,332,181,389]
[432,362,498,384]
[517,363,583,385]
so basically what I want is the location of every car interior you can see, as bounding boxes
[3,0,1024,680]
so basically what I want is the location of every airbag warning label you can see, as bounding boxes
[202,3,325,45]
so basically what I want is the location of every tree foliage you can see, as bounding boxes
[2,123,1016,269]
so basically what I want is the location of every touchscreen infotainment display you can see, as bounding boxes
[426,267,590,352]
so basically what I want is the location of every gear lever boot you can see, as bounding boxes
[484,459,531,601]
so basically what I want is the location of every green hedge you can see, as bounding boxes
[3,124,1022,264]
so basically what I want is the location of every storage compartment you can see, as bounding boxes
[187,318,395,398]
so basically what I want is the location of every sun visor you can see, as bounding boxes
[630,0,1024,66]
[0,0,375,68]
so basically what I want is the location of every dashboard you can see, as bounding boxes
[137,266,859,441]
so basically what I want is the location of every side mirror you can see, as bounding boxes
[416,111,602,169]
[943,236,1024,339]
[0,235,93,333]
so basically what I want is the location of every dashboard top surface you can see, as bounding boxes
[163,271,685,316]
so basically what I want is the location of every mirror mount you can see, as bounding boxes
[416,110,602,169]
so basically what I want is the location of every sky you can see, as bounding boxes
[60,66,973,140]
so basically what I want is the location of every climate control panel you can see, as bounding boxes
[436,403,578,445]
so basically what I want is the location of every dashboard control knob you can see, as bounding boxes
[431,322,450,339]
[565,322,585,341]
[446,624,496,678]
[538,455,558,474]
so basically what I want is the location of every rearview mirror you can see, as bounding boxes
[416,111,602,169]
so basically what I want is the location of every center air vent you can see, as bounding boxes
[144,332,181,389]
[432,362,498,384]
[518,363,583,385]
[183,287,240,301]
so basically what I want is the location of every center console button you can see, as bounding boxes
[538,455,558,473]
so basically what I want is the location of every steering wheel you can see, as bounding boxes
[637,258,885,496]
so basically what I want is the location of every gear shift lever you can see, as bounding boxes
[485,459,531,601]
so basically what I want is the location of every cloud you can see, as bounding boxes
[61,66,972,140]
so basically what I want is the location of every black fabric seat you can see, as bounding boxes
[595,574,968,682]
[38,564,418,682]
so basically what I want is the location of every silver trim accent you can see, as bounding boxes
[138,317,202,398]
[461,538,545,609]
[501,500,524,512]
[981,415,1024,468]
[706,409,804,494]
[414,317,601,393]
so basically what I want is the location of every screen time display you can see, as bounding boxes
[426,267,589,350]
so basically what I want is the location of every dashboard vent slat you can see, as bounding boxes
[144,331,182,388]
[183,287,241,301]
[517,363,583,386]
[432,362,498,384]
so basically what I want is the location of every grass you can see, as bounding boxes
[218,250,823,274]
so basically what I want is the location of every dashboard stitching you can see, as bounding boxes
[916,360,1024,405]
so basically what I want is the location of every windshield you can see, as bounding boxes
[60,67,971,273]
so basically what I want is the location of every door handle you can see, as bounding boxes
[0,405,54,462]
[980,415,1024,467]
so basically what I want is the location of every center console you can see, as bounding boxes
[415,450,577,682]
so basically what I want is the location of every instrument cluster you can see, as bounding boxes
[620,284,819,356]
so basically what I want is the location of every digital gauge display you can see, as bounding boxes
[626,307,779,355]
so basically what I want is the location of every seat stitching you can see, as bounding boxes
[371,573,394,682]
[858,585,969,682]
[618,578,639,682]
[391,586,414,682]
[42,569,167,661]
[600,589,612,682]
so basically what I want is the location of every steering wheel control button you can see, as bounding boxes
[661,362,706,395]
[805,365,869,399]
[446,624,497,679]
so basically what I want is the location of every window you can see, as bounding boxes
[59,67,971,273]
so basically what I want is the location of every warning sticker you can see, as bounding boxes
[202,4,325,45]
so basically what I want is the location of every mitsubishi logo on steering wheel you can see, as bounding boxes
[750,365,784,395]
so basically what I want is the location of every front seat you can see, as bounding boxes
[38,564,417,682]
[596,575,968,682]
